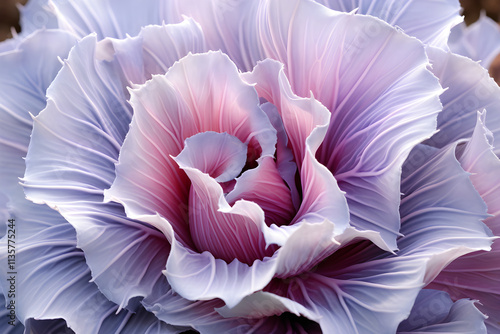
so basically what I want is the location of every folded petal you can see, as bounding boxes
[448,13,500,69]
[0,201,180,333]
[425,47,500,154]
[314,0,462,49]
[22,23,206,310]
[251,0,443,250]
[226,156,295,226]
[264,254,427,334]
[397,289,487,334]
[19,0,58,37]
[399,143,492,283]
[104,51,276,246]
[49,0,166,39]
[429,112,500,332]
[0,293,24,333]
[0,30,76,204]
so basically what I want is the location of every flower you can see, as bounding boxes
[0,0,499,333]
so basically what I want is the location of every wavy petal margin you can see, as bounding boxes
[397,289,487,334]
[23,23,205,310]
[429,112,500,333]
[425,47,500,154]
[314,0,462,49]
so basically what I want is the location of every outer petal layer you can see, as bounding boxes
[314,0,462,49]
[23,23,205,310]
[429,113,500,333]
[397,289,487,334]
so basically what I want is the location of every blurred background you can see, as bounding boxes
[0,0,27,41]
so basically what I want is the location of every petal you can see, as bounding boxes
[0,293,24,333]
[0,30,76,204]
[169,0,444,249]
[22,23,205,310]
[448,14,500,69]
[397,289,487,334]
[459,112,500,235]
[144,283,254,334]
[250,0,443,250]
[429,112,500,332]
[226,156,295,226]
[314,0,462,49]
[103,19,206,85]
[163,0,263,71]
[175,132,248,183]
[242,59,350,235]
[0,200,179,333]
[399,143,492,283]
[266,254,427,334]
[18,0,58,37]
[49,0,165,39]
[425,47,500,154]
[173,133,272,264]
[104,51,276,246]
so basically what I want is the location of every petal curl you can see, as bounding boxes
[448,14,500,69]
[429,112,500,332]
[104,51,276,246]
[399,142,492,283]
[49,0,165,39]
[314,0,462,49]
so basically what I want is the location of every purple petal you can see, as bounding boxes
[18,0,58,37]
[265,254,427,333]
[429,112,500,332]
[50,0,165,39]
[0,293,24,333]
[314,0,462,49]
[448,14,500,69]
[399,142,492,283]
[106,19,206,85]
[163,0,263,71]
[173,132,272,264]
[104,51,276,246]
[169,0,444,250]
[397,289,487,334]
[22,23,206,310]
[425,47,500,154]
[0,30,76,204]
